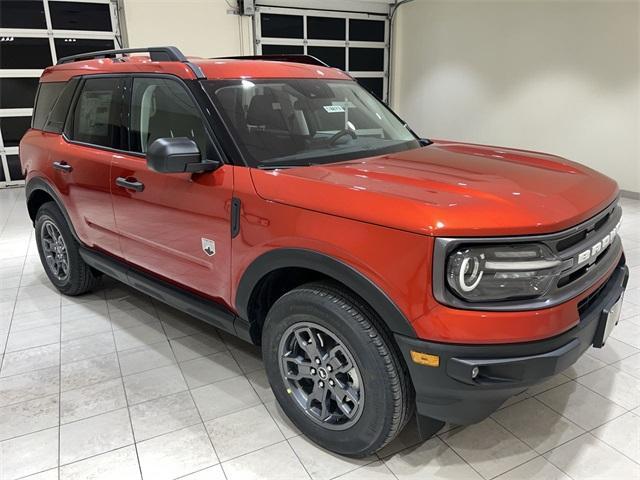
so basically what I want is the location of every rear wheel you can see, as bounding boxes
[262,282,413,456]
[35,202,100,295]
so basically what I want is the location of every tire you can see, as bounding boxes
[35,202,100,296]
[262,281,414,457]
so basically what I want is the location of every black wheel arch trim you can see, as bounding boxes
[235,248,417,338]
[26,176,82,244]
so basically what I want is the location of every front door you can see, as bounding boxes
[110,76,233,305]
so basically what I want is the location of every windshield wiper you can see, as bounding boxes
[257,161,314,170]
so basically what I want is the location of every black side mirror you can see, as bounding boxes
[146,137,221,174]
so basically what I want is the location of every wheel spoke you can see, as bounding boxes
[294,328,323,360]
[45,223,56,240]
[330,380,359,417]
[282,355,315,381]
[327,345,353,374]
[306,384,331,420]
[42,238,54,251]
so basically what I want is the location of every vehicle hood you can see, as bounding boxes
[250,140,619,236]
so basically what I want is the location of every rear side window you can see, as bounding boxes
[43,78,79,134]
[32,82,65,130]
[70,77,125,149]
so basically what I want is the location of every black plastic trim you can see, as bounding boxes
[79,247,252,342]
[235,248,417,337]
[25,177,81,243]
[58,46,186,64]
[231,197,241,238]
[57,46,205,80]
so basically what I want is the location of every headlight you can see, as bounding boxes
[446,244,563,302]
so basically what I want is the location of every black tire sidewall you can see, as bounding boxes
[35,203,86,294]
[263,288,401,456]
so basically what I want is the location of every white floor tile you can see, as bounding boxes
[544,433,640,479]
[129,390,201,441]
[288,435,375,480]
[494,456,571,480]
[205,404,284,461]
[136,424,219,480]
[59,407,134,464]
[591,411,640,463]
[492,398,584,453]
[59,445,141,480]
[0,427,58,480]
[383,436,482,480]
[576,365,640,409]
[222,441,310,480]
[441,418,537,479]
[535,381,628,430]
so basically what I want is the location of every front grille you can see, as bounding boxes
[543,200,622,293]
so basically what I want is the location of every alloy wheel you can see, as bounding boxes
[40,219,69,282]
[278,321,364,430]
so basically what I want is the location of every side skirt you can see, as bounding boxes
[79,247,253,343]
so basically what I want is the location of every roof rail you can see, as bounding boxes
[56,46,205,78]
[216,54,330,68]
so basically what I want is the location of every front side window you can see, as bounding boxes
[129,77,212,158]
[71,77,125,149]
[203,78,419,168]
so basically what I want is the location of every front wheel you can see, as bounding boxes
[262,282,413,457]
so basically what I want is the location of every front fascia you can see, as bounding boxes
[414,244,624,344]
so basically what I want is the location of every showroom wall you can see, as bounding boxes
[121,0,252,58]
[391,0,640,194]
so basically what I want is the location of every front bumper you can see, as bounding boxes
[395,259,629,425]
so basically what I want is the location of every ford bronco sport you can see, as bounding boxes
[20,46,629,457]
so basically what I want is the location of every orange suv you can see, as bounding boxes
[20,46,628,456]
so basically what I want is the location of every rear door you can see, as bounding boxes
[110,75,234,305]
[49,76,126,256]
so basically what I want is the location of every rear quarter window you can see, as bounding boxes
[32,82,65,130]
[43,78,79,134]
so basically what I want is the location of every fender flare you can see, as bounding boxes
[235,248,417,338]
[25,176,82,243]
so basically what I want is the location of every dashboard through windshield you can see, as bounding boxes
[203,78,421,168]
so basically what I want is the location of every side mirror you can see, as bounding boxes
[146,137,221,174]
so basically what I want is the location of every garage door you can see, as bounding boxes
[0,0,120,187]
[254,6,389,102]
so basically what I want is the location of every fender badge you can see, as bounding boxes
[201,238,216,257]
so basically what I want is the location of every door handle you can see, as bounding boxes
[53,161,73,172]
[116,177,145,192]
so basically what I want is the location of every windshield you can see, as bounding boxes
[203,79,421,168]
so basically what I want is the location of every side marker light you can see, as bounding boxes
[410,351,440,367]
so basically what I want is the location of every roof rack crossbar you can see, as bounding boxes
[215,54,330,68]
[57,46,187,65]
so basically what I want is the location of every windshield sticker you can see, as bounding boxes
[323,105,345,113]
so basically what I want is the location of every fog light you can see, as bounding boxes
[471,366,480,379]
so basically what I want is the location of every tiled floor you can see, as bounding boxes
[0,186,639,480]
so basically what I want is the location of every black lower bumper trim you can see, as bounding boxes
[396,260,628,425]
